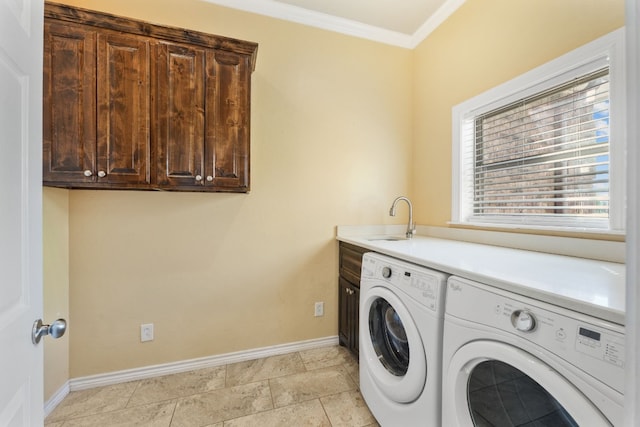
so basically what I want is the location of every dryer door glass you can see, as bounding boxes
[368,297,409,376]
[467,360,578,426]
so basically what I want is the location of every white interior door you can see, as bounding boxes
[0,0,45,425]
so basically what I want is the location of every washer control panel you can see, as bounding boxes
[361,252,448,312]
[446,276,625,393]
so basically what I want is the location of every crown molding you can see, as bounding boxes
[201,0,466,49]
[410,0,467,48]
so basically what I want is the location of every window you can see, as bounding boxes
[452,29,625,233]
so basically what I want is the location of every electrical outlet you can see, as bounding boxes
[141,323,154,342]
[314,302,324,317]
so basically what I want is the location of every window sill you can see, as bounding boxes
[422,224,625,263]
[447,221,625,239]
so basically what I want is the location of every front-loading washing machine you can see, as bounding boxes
[359,252,449,427]
[442,276,625,426]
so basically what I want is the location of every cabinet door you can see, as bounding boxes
[351,285,360,357]
[43,22,96,183]
[206,51,250,191]
[339,277,360,356]
[339,277,352,348]
[96,32,150,185]
[155,42,206,188]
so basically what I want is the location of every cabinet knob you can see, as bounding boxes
[83,170,93,177]
[97,171,106,178]
[206,175,213,182]
[195,175,203,182]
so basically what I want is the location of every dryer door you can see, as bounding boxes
[360,285,426,403]
[443,341,611,427]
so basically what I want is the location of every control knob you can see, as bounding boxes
[510,309,536,332]
[382,266,392,279]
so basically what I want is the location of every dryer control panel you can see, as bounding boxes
[575,326,624,367]
[446,276,625,394]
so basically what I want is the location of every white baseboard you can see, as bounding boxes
[69,335,338,391]
[44,381,70,417]
[45,336,338,415]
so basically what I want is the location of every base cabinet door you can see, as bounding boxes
[351,284,360,356]
[339,278,360,358]
[338,242,367,358]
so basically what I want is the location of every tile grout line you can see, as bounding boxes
[123,379,143,409]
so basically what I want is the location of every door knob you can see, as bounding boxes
[97,170,106,178]
[32,318,67,344]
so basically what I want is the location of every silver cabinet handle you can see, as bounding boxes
[195,175,202,182]
[83,170,92,177]
[206,175,213,182]
[32,318,67,344]
[97,171,106,178]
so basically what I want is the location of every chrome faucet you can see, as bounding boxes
[389,196,416,239]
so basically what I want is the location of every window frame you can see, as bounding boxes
[451,28,626,234]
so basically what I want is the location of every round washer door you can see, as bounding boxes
[360,285,426,403]
[443,341,612,426]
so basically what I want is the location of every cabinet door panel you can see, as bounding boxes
[339,278,351,348]
[207,51,250,191]
[155,42,205,187]
[97,33,150,185]
[352,285,360,357]
[43,22,96,183]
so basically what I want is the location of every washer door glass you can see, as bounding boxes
[468,360,577,426]
[369,297,409,376]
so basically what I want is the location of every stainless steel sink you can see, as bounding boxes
[366,236,407,241]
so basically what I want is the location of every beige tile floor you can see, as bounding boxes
[45,345,379,427]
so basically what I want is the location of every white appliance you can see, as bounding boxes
[442,276,625,427]
[359,252,449,427]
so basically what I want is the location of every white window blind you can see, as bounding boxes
[452,29,625,233]
[470,68,610,225]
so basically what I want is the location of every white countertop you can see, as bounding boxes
[337,228,625,326]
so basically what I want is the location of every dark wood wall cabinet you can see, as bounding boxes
[43,2,258,192]
[338,242,368,358]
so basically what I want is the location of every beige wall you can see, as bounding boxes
[412,0,625,227]
[43,188,70,399]
[42,0,625,386]
[53,0,413,378]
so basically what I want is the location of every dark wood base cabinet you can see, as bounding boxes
[43,2,257,193]
[338,242,368,358]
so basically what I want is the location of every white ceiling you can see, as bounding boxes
[201,0,466,48]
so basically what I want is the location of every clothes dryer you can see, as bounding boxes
[359,252,448,427]
[442,276,625,426]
